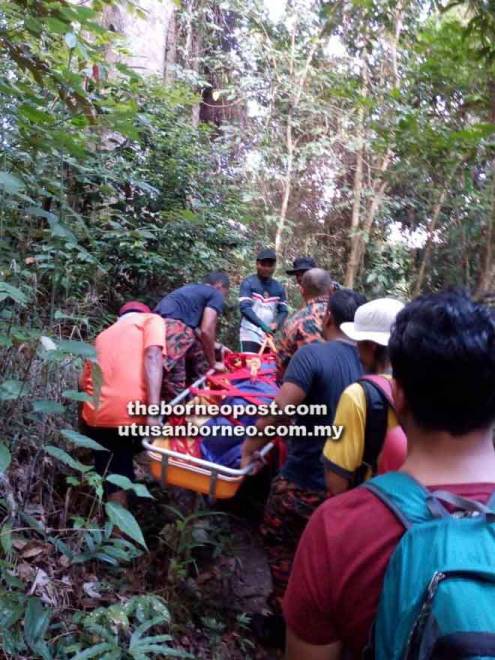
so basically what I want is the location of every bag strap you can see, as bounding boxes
[353,377,390,486]
[361,374,396,408]
[363,472,436,528]
[364,472,495,528]
[429,490,495,521]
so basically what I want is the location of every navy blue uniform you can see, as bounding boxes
[155,283,225,328]
[282,339,362,491]
[154,283,225,399]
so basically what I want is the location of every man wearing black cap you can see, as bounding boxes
[286,256,317,285]
[239,248,288,353]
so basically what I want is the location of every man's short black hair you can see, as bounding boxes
[389,290,495,435]
[329,288,367,327]
[203,271,230,288]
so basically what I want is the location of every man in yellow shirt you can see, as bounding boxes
[323,298,406,495]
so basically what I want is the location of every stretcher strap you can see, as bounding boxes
[224,352,276,371]
[189,386,276,406]
[258,336,278,355]
[169,437,202,457]
[207,367,276,388]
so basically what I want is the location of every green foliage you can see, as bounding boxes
[2,0,495,657]
[1,0,246,331]
[105,502,148,550]
[71,523,143,566]
[160,506,228,582]
[365,237,412,298]
[0,281,28,305]
[106,474,154,499]
[60,429,108,452]
[33,400,66,415]
[65,595,192,659]
[0,379,26,401]
[62,390,93,403]
[0,443,11,475]
[56,341,97,359]
[0,577,189,659]
[44,445,93,473]
[24,597,52,660]
[0,590,52,658]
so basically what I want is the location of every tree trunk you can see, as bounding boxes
[275,113,294,255]
[179,0,201,125]
[413,186,449,296]
[414,159,463,296]
[353,151,392,273]
[164,7,177,85]
[344,68,367,288]
[344,131,365,288]
[345,4,405,287]
[477,168,495,294]
[391,0,406,86]
[274,25,321,256]
[191,28,201,127]
[477,83,495,294]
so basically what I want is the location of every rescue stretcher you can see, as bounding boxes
[144,348,278,500]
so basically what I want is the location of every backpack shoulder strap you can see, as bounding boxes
[360,374,396,408]
[366,473,495,528]
[363,472,435,528]
[355,377,390,484]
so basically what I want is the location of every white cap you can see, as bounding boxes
[340,298,405,346]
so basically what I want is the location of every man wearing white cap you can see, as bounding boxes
[322,297,407,495]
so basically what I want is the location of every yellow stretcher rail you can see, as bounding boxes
[143,371,274,500]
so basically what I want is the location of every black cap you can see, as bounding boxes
[256,247,277,261]
[286,256,317,275]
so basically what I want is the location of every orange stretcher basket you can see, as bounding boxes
[144,438,273,499]
[143,359,275,500]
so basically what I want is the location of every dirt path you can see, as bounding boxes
[132,481,282,658]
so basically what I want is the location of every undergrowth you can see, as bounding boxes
[0,307,270,659]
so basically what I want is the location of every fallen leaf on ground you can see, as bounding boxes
[21,540,49,559]
[16,562,35,581]
[83,581,102,599]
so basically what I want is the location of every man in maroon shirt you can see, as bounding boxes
[284,290,495,660]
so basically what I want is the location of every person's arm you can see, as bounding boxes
[325,469,350,497]
[242,347,313,467]
[144,345,163,425]
[275,319,296,381]
[241,381,306,467]
[276,284,289,330]
[323,385,366,496]
[286,628,342,660]
[142,315,167,424]
[239,278,273,333]
[196,326,230,356]
[199,307,224,371]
